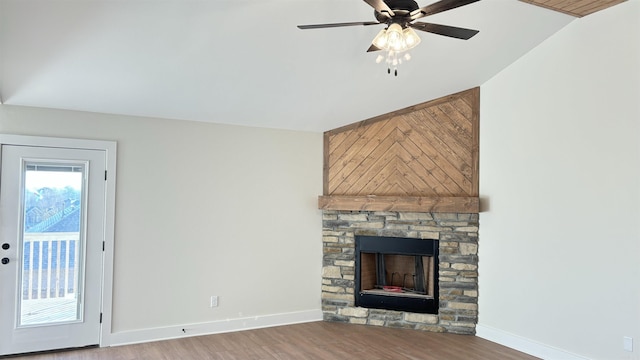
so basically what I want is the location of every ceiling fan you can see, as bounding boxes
[298,0,480,75]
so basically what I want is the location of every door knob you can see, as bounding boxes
[1,243,9,250]
[1,258,8,265]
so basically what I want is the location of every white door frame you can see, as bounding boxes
[0,134,116,347]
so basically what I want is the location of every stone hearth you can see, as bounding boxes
[321,210,478,334]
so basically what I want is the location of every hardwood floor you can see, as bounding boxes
[10,321,539,360]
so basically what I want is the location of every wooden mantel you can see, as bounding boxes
[319,88,480,214]
[318,195,479,213]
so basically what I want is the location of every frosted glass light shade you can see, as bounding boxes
[372,29,389,49]
[386,23,404,51]
[403,27,421,50]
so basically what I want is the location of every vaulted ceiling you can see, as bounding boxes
[0,0,626,132]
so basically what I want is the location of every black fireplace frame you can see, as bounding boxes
[355,235,439,314]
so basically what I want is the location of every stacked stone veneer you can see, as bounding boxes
[322,211,479,334]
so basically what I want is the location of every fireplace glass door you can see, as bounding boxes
[355,236,438,314]
[360,253,435,298]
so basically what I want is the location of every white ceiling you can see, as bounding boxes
[0,0,574,132]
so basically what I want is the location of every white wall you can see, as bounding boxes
[479,2,640,359]
[0,106,324,343]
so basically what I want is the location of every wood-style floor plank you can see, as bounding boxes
[8,321,540,360]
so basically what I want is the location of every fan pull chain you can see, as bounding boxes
[380,50,405,76]
[384,50,399,77]
[378,50,412,76]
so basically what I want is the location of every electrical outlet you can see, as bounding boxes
[210,295,219,308]
[623,336,633,352]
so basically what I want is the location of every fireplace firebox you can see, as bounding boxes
[355,235,439,314]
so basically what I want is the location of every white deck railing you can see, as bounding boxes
[22,232,79,300]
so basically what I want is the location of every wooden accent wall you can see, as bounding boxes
[520,0,627,17]
[319,87,479,213]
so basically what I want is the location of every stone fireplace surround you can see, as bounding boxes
[321,210,479,334]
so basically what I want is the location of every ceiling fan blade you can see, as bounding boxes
[410,0,480,20]
[297,21,380,29]
[367,44,382,52]
[409,22,479,40]
[362,0,395,17]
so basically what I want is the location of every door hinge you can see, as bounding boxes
[103,241,105,251]
[100,313,103,323]
[105,170,107,180]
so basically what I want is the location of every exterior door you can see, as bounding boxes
[0,145,106,356]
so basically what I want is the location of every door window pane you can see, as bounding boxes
[19,163,85,326]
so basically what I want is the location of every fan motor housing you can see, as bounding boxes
[375,0,419,24]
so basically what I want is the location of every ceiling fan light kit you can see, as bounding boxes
[298,0,481,76]
[372,23,421,52]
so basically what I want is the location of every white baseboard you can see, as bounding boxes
[107,309,323,347]
[476,324,591,360]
